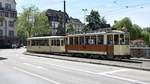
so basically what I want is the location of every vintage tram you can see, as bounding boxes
[27,30,130,59]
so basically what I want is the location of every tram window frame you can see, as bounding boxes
[69,37,74,45]
[91,36,96,45]
[79,36,84,45]
[31,40,36,46]
[120,34,125,45]
[61,40,64,46]
[85,36,90,45]
[107,35,113,45]
[54,40,57,46]
[98,35,104,45]
[114,35,119,45]
[51,40,54,46]
[43,39,49,46]
[74,37,79,45]
[56,40,60,46]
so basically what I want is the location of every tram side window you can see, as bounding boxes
[91,36,96,45]
[85,36,90,45]
[79,36,84,45]
[38,40,48,46]
[51,40,54,46]
[44,39,49,46]
[120,34,125,45]
[56,40,60,46]
[107,35,113,45]
[61,40,64,46]
[75,37,79,45]
[31,40,36,46]
[98,35,104,44]
[114,35,119,45]
[69,37,73,45]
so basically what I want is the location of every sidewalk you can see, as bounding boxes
[24,52,150,71]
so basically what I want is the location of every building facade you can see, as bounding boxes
[0,0,17,47]
[68,17,84,34]
[46,9,68,36]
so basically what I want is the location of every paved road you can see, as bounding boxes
[0,48,150,84]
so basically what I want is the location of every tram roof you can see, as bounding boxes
[28,36,65,40]
[68,30,125,36]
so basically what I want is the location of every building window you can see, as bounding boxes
[9,21,14,27]
[0,11,3,16]
[9,31,14,37]
[0,30,3,36]
[5,12,9,17]
[10,12,16,18]
[0,20,3,26]
[0,2,2,8]
[5,3,11,10]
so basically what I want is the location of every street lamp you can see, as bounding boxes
[82,9,88,24]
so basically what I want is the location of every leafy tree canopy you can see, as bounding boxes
[86,10,107,31]
[16,5,50,44]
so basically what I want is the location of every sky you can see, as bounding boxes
[16,0,150,27]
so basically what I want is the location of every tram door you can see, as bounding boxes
[107,35,114,56]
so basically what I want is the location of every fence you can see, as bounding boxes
[130,47,150,58]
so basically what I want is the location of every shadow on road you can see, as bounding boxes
[0,57,8,60]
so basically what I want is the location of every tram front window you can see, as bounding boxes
[125,35,129,45]
[120,34,129,45]
[120,34,125,45]
[114,35,119,45]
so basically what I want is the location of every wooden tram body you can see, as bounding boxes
[27,30,130,59]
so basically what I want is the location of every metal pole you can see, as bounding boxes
[64,0,66,36]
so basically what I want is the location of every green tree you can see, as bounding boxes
[141,31,150,45]
[86,10,107,31]
[16,5,50,44]
[66,22,75,34]
[113,17,143,40]
[33,11,50,36]
[131,24,142,39]
[82,25,90,33]
[113,17,132,31]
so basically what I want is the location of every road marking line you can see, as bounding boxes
[23,63,48,70]
[40,62,148,84]
[97,69,130,75]
[41,62,96,74]
[103,74,148,84]
[13,67,61,84]
[17,58,148,84]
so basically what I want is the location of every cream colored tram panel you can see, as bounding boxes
[27,46,50,53]
[114,45,130,56]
